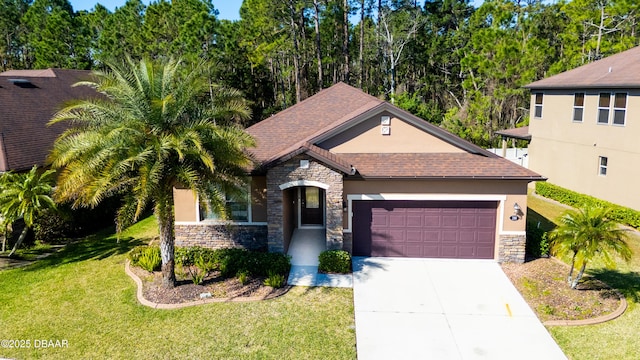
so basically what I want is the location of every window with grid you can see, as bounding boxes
[598,93,610,124]
[201,189,250,222]
[599,156,608,176]
[613,93,627,125]
[573,93,584,122]
[534,93,543,118]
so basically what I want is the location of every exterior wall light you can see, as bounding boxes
[510,202,523,221]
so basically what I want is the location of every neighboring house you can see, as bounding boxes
[525,46,640,210]
[0,68,94,172]
[490,127,531,168]
[174,83,544,263]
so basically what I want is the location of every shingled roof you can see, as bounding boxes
[0,69,95,172]
[526,46,640,89]
[247,83,544,181]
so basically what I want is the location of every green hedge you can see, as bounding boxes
[175,246,291,278]
[318,250,351,274]
[131,246,291,278]
[535,182,640,228]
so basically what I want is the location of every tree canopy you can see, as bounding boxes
[48,57,254,288]
[2,0,640,146]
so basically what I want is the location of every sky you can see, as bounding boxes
[68,0,487,21]
[69,0,245,20]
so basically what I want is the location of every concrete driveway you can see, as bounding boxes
[353,257,567,360]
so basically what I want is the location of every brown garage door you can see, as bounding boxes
[352,200,497,259]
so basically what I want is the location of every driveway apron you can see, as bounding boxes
[353,257,567,360]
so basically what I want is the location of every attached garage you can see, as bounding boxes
[352,200,497,259]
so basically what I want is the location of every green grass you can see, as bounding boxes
[0,216,356,359]
[528,192,640,359]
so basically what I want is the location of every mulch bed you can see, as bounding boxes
[501,258,621,322]
[130,265,288,304]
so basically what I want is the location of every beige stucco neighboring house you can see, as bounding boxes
[174,83,544,263]
[525,46,640,210]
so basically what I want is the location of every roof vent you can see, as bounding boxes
[8,78,37,88]
[608,66,612,73]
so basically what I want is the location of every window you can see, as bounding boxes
[598,93,610,124]
[598,92,628,125]
[201,190,250,222]
[599,156,608,176]
[613,93,627,125]
[573,93,584,122]
[534,93,543,118]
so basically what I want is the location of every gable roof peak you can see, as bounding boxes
[526,46,640,89]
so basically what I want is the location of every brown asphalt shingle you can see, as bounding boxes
[495,126,531,140]
[342,153,544,179]
[246,82,383,164]
[526,46,640,89]
[247,82,543,181]
[0,69,95,171]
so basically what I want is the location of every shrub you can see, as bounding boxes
[536,182,640,228]
[318,250,351,274]
[237,270,250,285]
[174,246,291,279]
[127,245,149,266]
[138,246,161,272]
[175,246,216,267]
[263,271,286,288]
[526,222,550,259]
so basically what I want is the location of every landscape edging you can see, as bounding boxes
[543,257,627,326]
[124,260,290,309]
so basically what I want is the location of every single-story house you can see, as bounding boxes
[0,68,94,172]
[174,83,544,263]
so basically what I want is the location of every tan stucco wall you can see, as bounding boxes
[528,90,640,209]
[174,188,197,222]
[319,113,464,153]
[173,176,268,223]
[343,179,529,233]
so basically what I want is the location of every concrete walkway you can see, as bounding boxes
[287,229,352,288]
[353,257,567,360]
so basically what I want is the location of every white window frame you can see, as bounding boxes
[612,92,627,126]
[572,92,584,122]
[598,92,628,126]
[598,156,608,176]
[195,185,263,225]
[534,93,543,118]
[597,92,611,124]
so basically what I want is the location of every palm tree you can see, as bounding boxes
[0,166,57,257]
[550,206,632,289]
[48,58,254,288]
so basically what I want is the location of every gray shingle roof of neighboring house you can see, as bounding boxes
[525,46,640,89]
[247,82,544,180]
[0,68,95,172]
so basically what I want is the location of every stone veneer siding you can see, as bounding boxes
[342,232,353,253]
[498,234,526,263]
[175,224,267,251]
[267,155,344,253]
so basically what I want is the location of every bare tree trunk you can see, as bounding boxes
[313,0,323,90]
[288,0,302,103]
[571,262,587,289]
[157,199,176,289]
[8,226,28,258]
[359,0,365,88]
[342,0,350,83]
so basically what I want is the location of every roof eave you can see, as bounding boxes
[359,175,547,181]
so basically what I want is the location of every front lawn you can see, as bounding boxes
[527,192,640,359]
[0,217,356,359]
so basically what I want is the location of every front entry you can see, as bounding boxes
[300,187,325,227]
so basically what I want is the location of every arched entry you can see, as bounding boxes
[279,180,329,230]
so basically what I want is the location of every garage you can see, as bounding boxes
[352,200,497,259]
